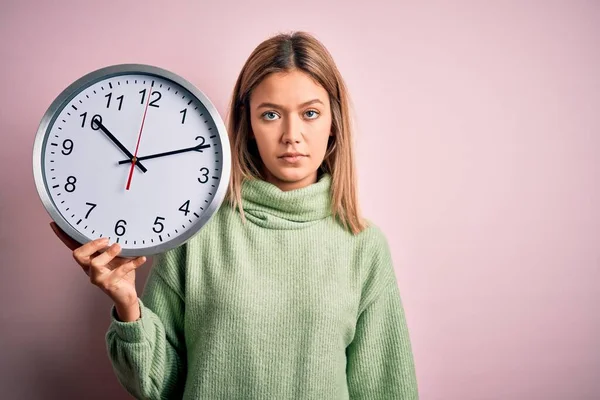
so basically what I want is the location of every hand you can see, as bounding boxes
[50,222,147,319]
[91,116,148,173]
[117,141,211,165]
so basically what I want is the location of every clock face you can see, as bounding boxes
[33,64,231,257]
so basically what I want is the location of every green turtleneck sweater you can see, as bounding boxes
[105,173,418,399]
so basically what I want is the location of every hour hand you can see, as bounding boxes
[117,142,211,165]
[91,116,148,173]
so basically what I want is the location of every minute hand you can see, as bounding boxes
[117,143,211,164]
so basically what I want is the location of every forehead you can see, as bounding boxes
[251,70,329,104]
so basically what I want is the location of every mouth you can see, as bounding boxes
[278,153,307,163]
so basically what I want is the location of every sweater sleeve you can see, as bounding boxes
[346,228,419,399]
[105,245,187,400]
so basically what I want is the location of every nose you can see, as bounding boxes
[281,114,302,144]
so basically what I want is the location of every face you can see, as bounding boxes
[248,69,333,191]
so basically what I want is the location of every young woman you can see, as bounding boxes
[51,31,419,399]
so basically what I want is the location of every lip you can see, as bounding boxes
[278,153,307,163]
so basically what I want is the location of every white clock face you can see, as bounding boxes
[33,65,230,257]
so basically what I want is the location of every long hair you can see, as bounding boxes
[225,30,367,234]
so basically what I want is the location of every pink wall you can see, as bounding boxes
[1,1,599,398]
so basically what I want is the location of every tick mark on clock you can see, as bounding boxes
[50,143,58,146]
[71,214,75,218]
[159,235,163,242]
[101,86,104,90]
[210,135,216,139]
[175,91,178,94]
[125,240,128,244]
[109,82,113,89]
[200,207,204,210]
[99,233,102,237]
[51,176,55,180]
[188,219,192,223]
[182,224,185,229]
[208,128,212,131]
[86,94,89,98]
[167,87,170,91]
[126,80,129,84]
[167,233,171,238]
[62,119,66,123]
[194,212,199,218]
[76,219,82,225]
[187,100,192,105]
[175,229,178,234]
[71,105,78,110]
[151,80,155,87]
[117,82,120,86]
[79,100,82,103]
[134,240,136,244]
[65,207,69,211]
[52,185,59,189]
[51,169,55,172]
[143,240,145,244]
[84,226,87,230]
[116,237,120,243]
[92,230,95,234]
[60,200,64,204]
[194,107,198,110]
[67,112,71,116]
[51,152,55,155]
[57,128,62,131]
[135,79,137,84]
[151,238,154,243]
[93,90,96,94]
[159,83,163,88]
[57,193,61,196]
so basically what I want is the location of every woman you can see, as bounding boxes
[51,31,419,399]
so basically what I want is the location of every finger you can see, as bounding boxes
[73,237,110,266]
[50,222,82,251]
[89,243,123,272]
[110,256,147,282]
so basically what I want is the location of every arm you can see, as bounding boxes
[346,280,419,399]
[105,245,187,400]
[346,227,419,399]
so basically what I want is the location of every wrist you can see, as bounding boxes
[115,299,140,322]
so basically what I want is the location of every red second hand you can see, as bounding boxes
[126,85,152,191]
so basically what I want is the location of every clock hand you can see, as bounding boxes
[117,142,211,165]
[126,85,152,191]
[92,116,148,173]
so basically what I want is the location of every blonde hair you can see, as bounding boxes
[225,30,367,234]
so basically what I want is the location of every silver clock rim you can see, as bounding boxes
[32,63,232,258]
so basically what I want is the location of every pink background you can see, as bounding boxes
[1,1,599,399]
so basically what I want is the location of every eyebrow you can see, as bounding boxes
[256,99,324,110]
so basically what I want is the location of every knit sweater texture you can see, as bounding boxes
[105,173,419,399]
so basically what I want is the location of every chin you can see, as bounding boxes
[266,164,317,184]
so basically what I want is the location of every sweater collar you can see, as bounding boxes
[240,173,332,229]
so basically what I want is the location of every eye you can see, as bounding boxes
[305,109,320,119]
[262,111,280,121]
